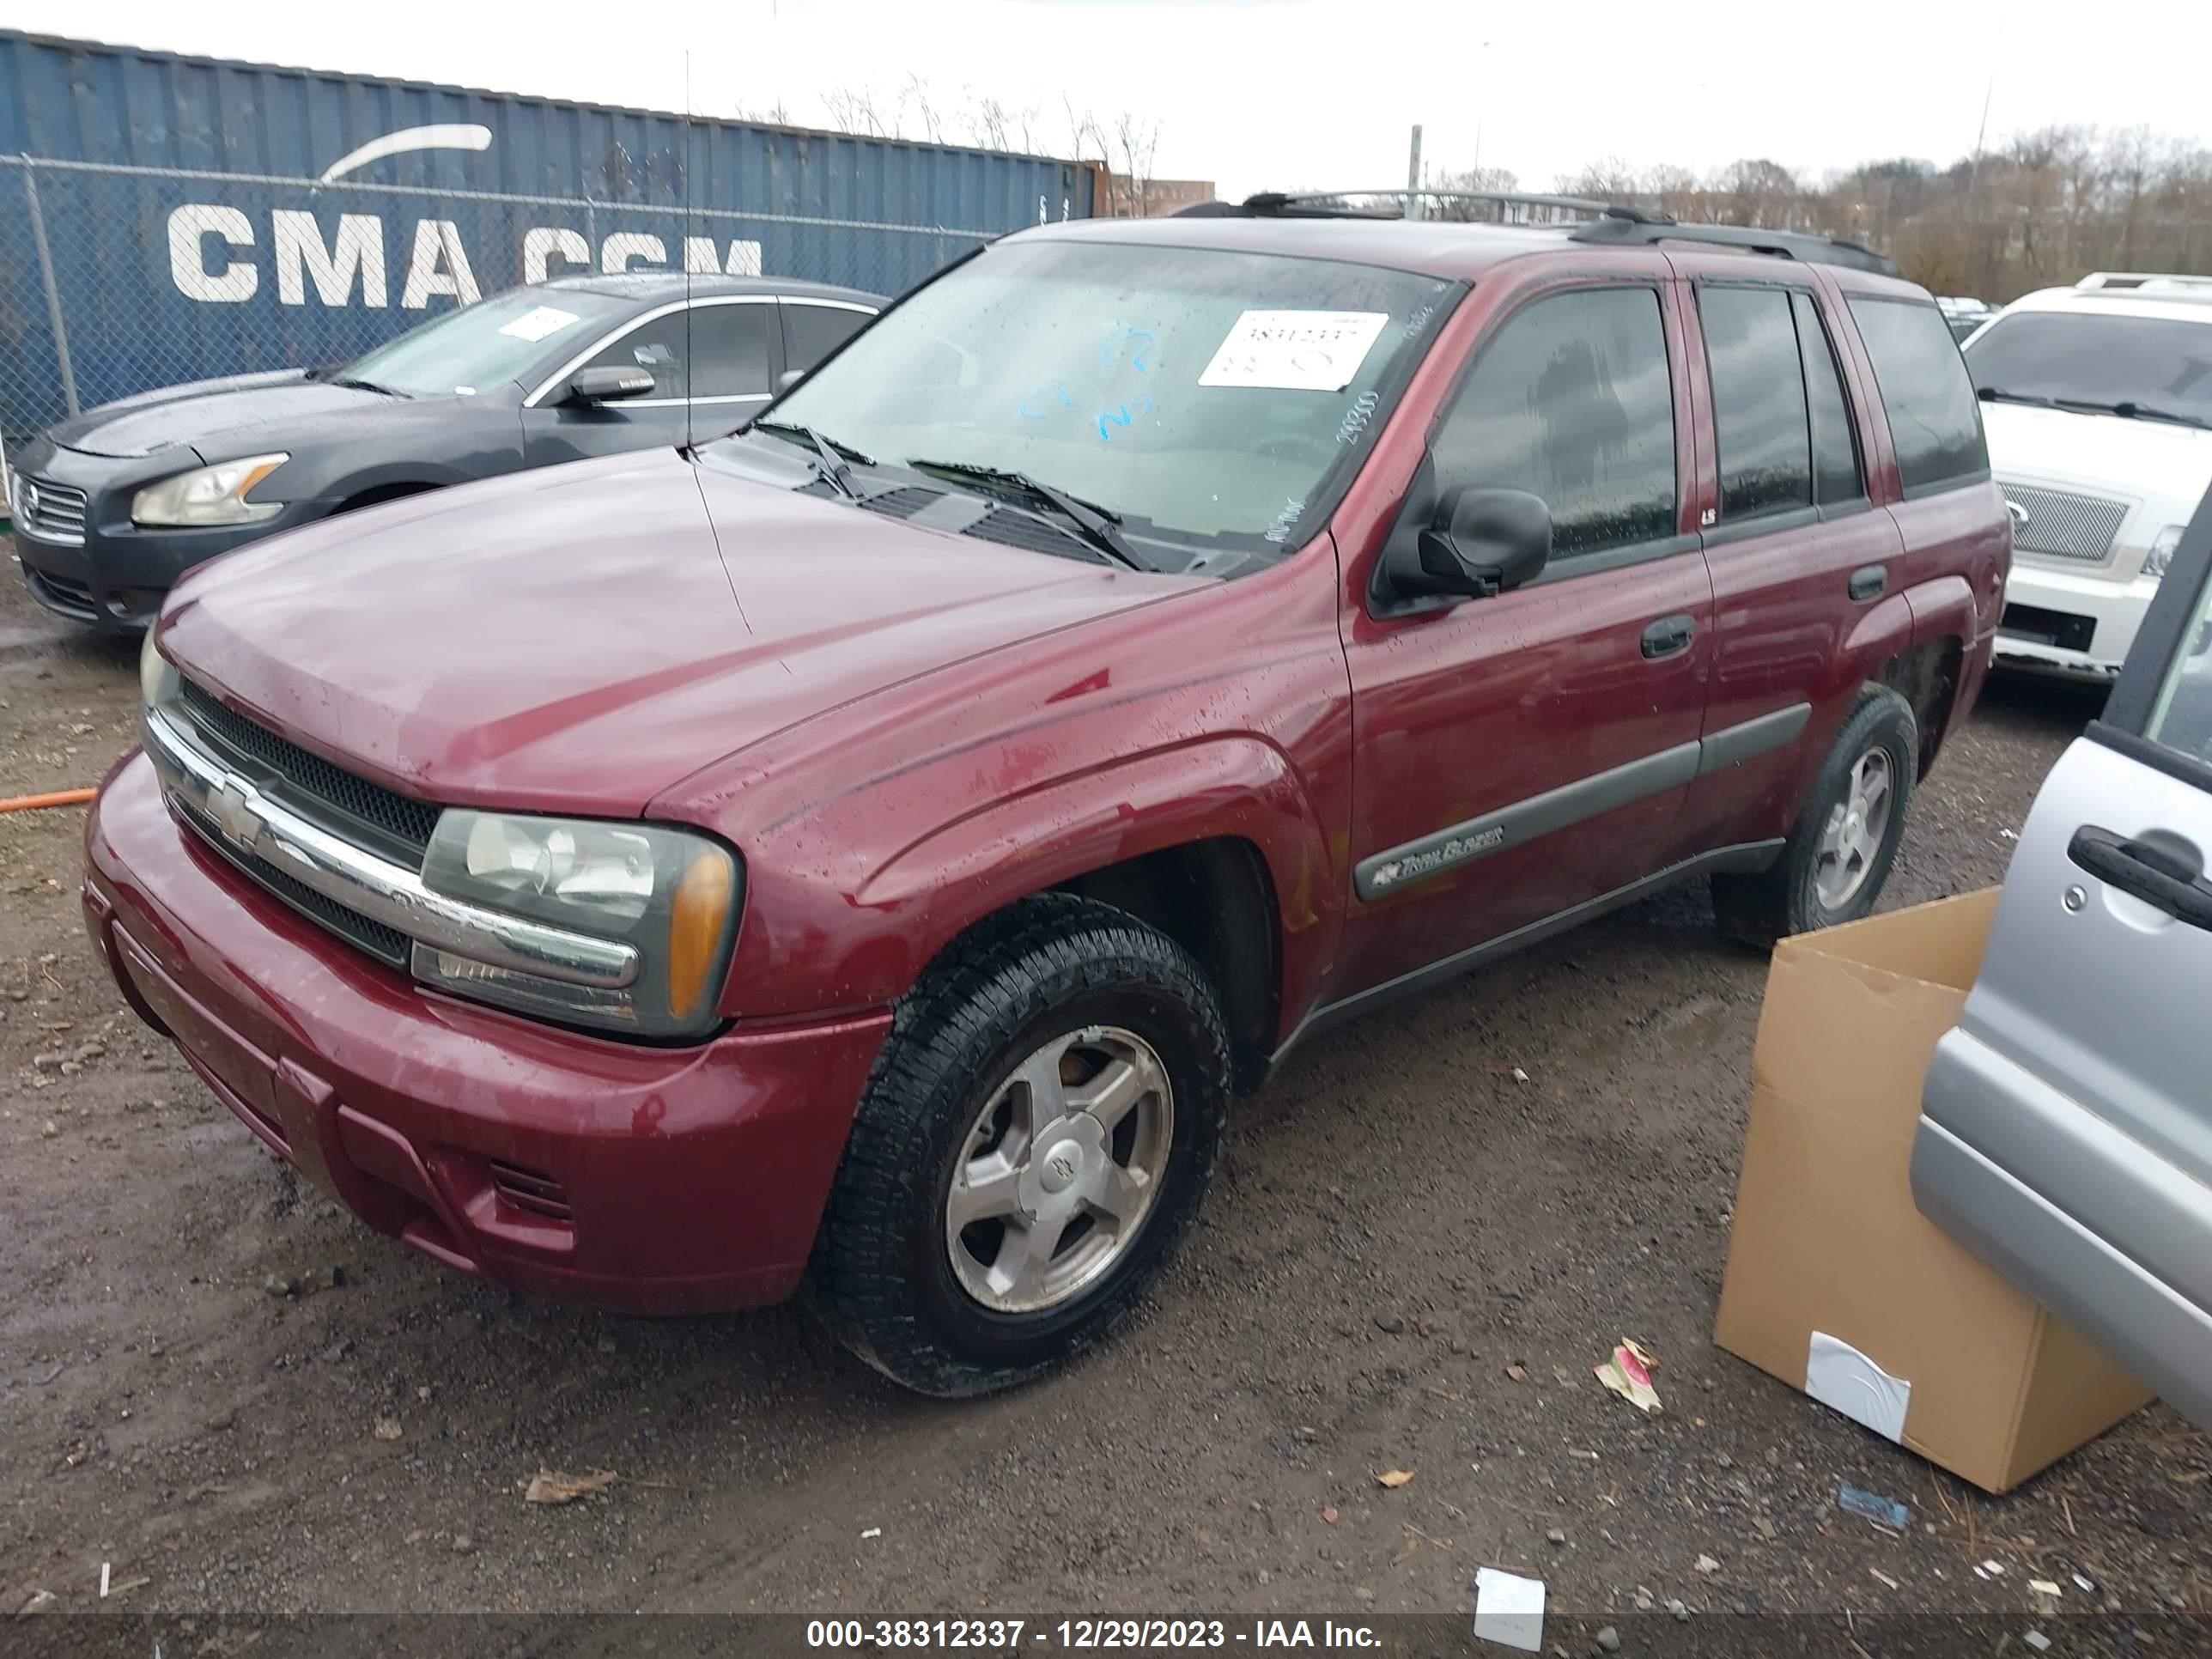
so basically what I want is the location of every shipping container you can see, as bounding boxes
[0,30,1092,448]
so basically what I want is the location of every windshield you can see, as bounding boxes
[1966,312,2212,427]
[339,288,630,398]
[755,238,1459,555]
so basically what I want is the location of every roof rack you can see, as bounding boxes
[2075,270,2212,295]
[1179,188,1903,276]
[1566,216,1899,276]
[1218,189,1672,225]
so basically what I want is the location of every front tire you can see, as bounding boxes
[807,894,1231,1397]
[1713,684,1918,947]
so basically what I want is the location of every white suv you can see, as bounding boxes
[1964,271,2212,678]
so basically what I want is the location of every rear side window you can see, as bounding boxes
[1699,286,1812,519]
[1432,286,1676,558]
[782,302,871,373]
[687,303,774,398]
[1848,297,1990,495]
[1795,293,1865,505]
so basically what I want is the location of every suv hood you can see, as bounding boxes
[160,447,1190,818]
[46,368,399,459]
[1983,401,2212,524]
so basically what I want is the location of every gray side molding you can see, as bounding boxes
[1698,702,1811,776]
[1354,702,1813,901]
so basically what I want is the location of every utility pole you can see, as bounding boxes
[1407,124,1424,220]
[1966,74,1993,204]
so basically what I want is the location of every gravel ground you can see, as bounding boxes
[3,543,2206,1638]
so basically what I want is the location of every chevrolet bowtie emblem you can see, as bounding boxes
[207,778,262,852]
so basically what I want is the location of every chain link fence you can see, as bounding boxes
[1,155,1006,456]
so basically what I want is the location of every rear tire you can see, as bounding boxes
[1713,684,1918,948]
[806,894,1231,1397]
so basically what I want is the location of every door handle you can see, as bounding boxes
[1640,613,1696,659]
[2067,825,2212,932]
[1848,564,1887,603]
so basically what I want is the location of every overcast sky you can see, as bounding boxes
[10,0,2212,198]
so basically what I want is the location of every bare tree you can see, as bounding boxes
[1110,112,1162,216]
[899,75,945,145]
[1556,155,1644,199]
[812,94,2212,297]
[1716,158,1801,227]
[1422,165,1523,221]
[823,87,892,138]
[965,94,1041,154]
[1525,125,2212,301]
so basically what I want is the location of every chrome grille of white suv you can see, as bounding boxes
[2000,483,2130,565]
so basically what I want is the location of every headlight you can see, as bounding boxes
[416,811,739,1037]
[139,628,180,709]
[2143,524,2187,581]
[131,453,289,527]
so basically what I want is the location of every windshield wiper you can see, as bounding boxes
[2050,397,2212,432]
[746,419,871,501]
[326,374,406,397]
[1976,386,2060,409]
[904,459,1151,571]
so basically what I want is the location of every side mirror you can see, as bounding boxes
[776,368,807,392]
[1395,487,1553,600]
[567,366,655,404]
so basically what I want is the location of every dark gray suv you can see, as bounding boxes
[8,271,881,630]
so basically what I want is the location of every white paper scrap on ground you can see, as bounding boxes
[1472,1567,1546,1652]
[1805,1331,1911,1443]
[1198,310,1388,391]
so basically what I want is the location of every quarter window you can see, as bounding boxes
[1700,286,1812,519]
[782,302,871,374]
[1849,296,1990,494]
[1431,287,1677,558]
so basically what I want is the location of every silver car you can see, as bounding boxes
[1914,478,2212,1431]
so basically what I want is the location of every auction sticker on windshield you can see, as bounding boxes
[1198,310,1389,391]
[496,305,582,343]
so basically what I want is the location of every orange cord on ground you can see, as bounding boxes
[0,787,96,813]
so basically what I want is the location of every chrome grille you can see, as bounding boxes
[178,678,441,858]
[175,794,412,968]
[2000,483,2130,564]
[13,476,88,544]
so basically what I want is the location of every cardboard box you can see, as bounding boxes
[1713,889,2152,1492]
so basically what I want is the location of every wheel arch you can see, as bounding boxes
[333,477,444,514]
[1054,836,1281,1094]
[1843,583,1966,778]
[854,737,1338,1087]
[1874,636,1966,778]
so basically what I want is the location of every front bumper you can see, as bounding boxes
[1993,560,2160,679]
[10,434,325,631]
[85,750,890,1313]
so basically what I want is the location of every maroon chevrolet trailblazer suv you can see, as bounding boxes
[87,192,2009,1395]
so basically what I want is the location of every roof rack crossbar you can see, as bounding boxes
[1565,216,1899,276]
